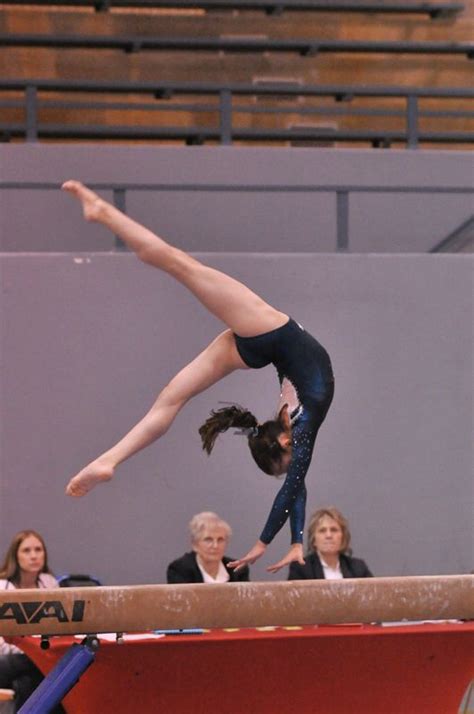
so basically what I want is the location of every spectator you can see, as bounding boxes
[167,512,250,583]
[288,507,373,580]
[0,530,63,713]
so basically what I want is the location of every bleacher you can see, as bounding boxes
[0,0,472,147]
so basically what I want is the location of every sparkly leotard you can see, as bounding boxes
[234,318,334,545]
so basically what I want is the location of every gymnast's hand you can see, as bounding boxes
[227,540,267,571]
[266,543,305,574]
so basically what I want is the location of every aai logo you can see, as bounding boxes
[0,600,85,625]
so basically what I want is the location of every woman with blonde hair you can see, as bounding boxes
[288,507,373,580]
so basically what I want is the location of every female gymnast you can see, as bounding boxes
[62,181,334,573]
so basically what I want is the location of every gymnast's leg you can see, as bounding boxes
[62,181,288,337]
[62,181,288,496]
[66,327,245,496]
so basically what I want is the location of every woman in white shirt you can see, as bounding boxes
[0,530,62,712]
[288,507,373,580]
[167,512,250,584]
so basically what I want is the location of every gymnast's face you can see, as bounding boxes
[272,431,292,475]
[313,516,343,558]
[193,525,229,567]
[17,535,45,576]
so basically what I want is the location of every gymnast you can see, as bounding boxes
[62,181,335,572]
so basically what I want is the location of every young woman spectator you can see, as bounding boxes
[0,530,63,713]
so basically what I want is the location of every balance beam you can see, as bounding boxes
[0,575,472,636]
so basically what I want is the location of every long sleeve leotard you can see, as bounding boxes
[234,318,334,545]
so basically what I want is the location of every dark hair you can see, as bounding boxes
[199,404,289,476]
[0,530,52,586]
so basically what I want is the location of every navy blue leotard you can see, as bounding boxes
[234,318,334,545]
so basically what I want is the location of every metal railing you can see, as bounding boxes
[1,34,473,58]
[1,80,473,148]
[0,0,464,17]
[1,181,473,251]
[429,215,474,252]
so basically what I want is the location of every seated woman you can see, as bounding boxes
[0,530,64,713]
[288,507,373,580]
[167,512,250,584]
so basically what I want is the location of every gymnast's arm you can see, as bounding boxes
[289,483,307,545]
[264,487,308,573]
[260,420,316,546]
[229,421,315,573]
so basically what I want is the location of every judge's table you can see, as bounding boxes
[11,620,474,714]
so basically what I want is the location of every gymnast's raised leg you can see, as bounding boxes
[62,182,287,338]
[62,181,289,497]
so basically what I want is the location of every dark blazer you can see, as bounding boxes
[167,551,250,584]
[288,552,373,580]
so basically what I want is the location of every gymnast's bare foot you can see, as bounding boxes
[66,459,114,497]
[62,180,106,222]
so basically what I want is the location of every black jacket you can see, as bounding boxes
[167,551,250,584]
[288,552,373,580]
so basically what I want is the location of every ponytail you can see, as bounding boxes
[199,405,258,454]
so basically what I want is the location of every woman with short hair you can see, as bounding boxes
[167,512,249,583]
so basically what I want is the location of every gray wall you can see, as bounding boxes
[1,145,472,253]
[0,252,472,583]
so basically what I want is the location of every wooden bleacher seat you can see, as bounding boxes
[0,0,472,147]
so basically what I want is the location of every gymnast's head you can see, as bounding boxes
[199,403,292,476]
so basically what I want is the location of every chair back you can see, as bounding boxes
[57,573,102,588]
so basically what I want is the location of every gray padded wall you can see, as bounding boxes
[1,145,472,253]
[0,252,472,583]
